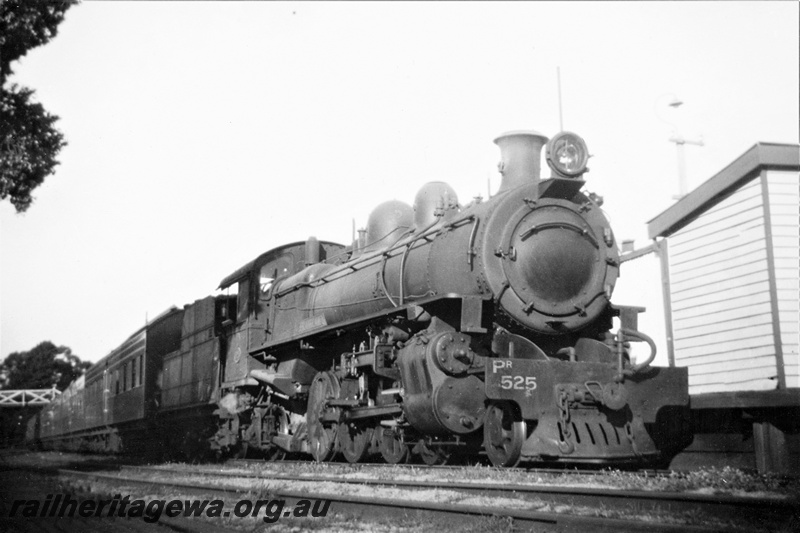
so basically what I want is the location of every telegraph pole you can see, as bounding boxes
[665,99,704,199]
[670,132,705,199]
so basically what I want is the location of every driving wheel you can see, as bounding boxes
[306,371,340,462]
[339,422,374,463]
[377,425,408,464]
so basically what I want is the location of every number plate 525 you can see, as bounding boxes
[500,375,537,391]
[490,359,537,392]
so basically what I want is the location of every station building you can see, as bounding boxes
[647,142,799,473]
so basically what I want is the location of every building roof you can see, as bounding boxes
[647,142,799,239]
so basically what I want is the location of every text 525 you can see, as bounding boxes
[499,375,537,391]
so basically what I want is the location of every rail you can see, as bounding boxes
[34,462,795,533]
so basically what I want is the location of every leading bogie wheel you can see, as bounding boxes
[483,401,526,467]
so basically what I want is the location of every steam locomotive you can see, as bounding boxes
[28,130,690,467]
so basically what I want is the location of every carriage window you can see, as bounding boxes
[139,356,144,386]
[115,369,120,395]
[131,357,137,388]
[122,363,127,391]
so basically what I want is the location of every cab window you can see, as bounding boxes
[237,278,251,322]
[259,254,294,297]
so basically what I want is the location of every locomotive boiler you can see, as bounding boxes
[211,130,691,466]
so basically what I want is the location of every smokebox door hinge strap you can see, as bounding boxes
[519,222,599,249]
[467,216,479,270]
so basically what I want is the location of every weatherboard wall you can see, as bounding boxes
[666,169,798,394]
[767,170,799,389]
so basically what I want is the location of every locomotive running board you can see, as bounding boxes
[250,294,492,358]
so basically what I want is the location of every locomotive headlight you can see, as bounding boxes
[546,131,589,178]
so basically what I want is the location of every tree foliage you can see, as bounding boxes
[0,0,74,82]
[0,341,91,391]
[1,85,67,211]
[0,341,90,445]
[0,0,75,212]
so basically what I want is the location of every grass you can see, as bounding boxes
[600,466,799,497]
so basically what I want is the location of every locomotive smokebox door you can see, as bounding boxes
[480,189,620,335]
[509,205,598,308]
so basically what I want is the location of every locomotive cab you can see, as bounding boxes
[216,238,347,387]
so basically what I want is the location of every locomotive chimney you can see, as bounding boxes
[494,130,548,193]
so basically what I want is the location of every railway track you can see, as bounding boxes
[13,461,796,533]
[226,457,681,479]
[142,463,799,528]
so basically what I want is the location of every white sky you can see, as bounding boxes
[1,2,798,366]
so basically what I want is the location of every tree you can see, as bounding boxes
[0,341,91,391]
[1,0,76,212]
[1,85,67,211]
[0,341,90,446]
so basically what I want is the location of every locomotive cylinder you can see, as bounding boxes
[396,331,486,435]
